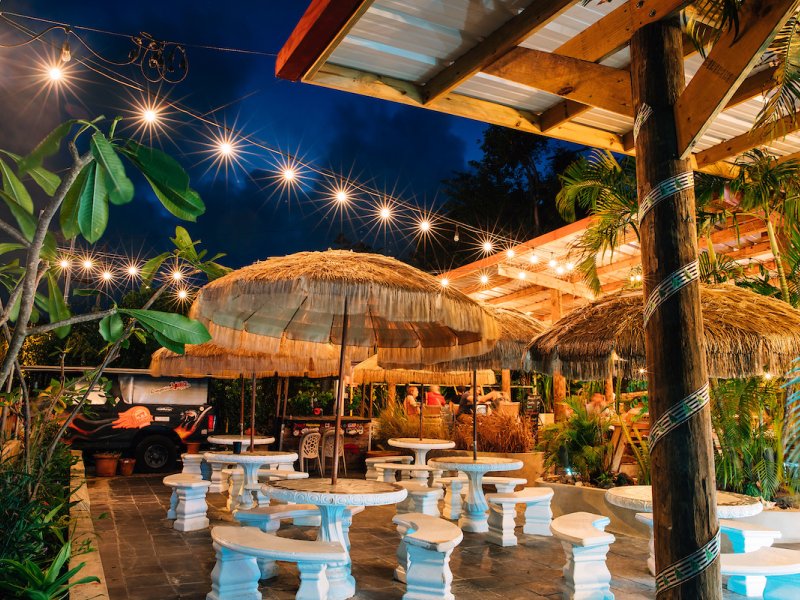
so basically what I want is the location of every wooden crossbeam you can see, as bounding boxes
[421,0,575,104]
[484,48,633,116]
[694,110,800,167]
[674,0,796,158]
[540,100,593,132]
[496,264,595,299]
[455,275,513,296]
[723,239,772,260]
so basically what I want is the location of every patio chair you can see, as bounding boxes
[320,430,346,477]
[299,432,322,475]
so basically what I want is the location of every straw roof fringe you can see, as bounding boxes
[529,285,800,379]
[382,306,545,371]
[190,251,500,366]
[351,354,496,386]
[149,341,370,379]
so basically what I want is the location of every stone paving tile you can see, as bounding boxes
[88,473,766,599]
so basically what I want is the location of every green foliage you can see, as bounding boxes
[117,309,211,353]
[538,396,614,485]
[785,358,800,486]
[0,541,98,600]
[711,378,799,501]
[754,16,800,132]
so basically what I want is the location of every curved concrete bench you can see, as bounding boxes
[163,474,211,532]
[721,546,800,600]
[396,481,444,517]
[482,476,527,493]
[435,476,467,520]
[485,486,554,547]
[392,512,463,599]
[551,512,615,600]
[366,455,413,480]
[208,525,346,600]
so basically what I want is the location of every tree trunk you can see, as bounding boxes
[631,19,720,599]
[501,369,511,399]
[765,217,791,303]
[550,289,569,421]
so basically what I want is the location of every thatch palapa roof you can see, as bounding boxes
[529,285,800,380]
[190,250,499,367]
[351,354,495,386]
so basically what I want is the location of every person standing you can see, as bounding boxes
[425,384,446,407]
[403,385,420,416]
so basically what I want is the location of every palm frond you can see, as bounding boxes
[681,0,744,57]
[754,17,800,133]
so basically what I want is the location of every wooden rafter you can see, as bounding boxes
[674,0,797,158]
[484,48,633,116]
[496,264,595,299]
[421,0,576,104]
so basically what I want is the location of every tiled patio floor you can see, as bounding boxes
[88,473,760,599]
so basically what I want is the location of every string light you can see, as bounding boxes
[555,266,565,276]
[81,259,94,270]
[506,249,515,259]
[58,258,70,269]
[479,274,489,285]
[440,278,449,287]
[764,372,773,380]
[638,368,647,375]
[176,288,189,300]
[282,167,296,182]
[453,226,460,243]
[171,270,183,281]
[334,188,349,204]
[548,255,557,269]
[518,271,527,280]
[127,265,139,276]
[47,64,63,82]
[529,253,539,264]
[635,274,642,282]
[418,219,431,233]
[481,240,493,254]
[566,262,574,272]
[378,205,392,222]
[101,270,114,282]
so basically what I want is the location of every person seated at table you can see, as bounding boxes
[457,387,507,417]
[425,384,446,407]
[403,385,420,416]
[586,392,611,416]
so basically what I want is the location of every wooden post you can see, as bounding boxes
[550,289,568,422]
[368,383,374,419]
[501,369,511,399]
[249,374,257,452]
[331,297,350,485]
[387,383,397,406]
[274,378,282,418]
[239,374,246,435]
[604,376,614,405]
[631,18,719,598]
[359,383,366,417]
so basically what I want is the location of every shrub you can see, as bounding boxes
[372,404,447,449]
[452,412,533,453]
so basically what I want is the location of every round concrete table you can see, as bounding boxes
[605,485,763,578]
[428,456,522,532]
[266,478,407,600]
[205,450,296,510]
[207,434,275,449]
[387,438,455,470]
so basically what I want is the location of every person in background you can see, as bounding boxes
[587,392,610,416]
[425,384,446,407]
[403,385,420,416]
[457,387,507,417]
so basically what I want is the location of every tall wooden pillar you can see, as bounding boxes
[631,19,720,598]
[387,383,397,406]
[550,289,568,421]
[501,369,511,398]
[604,376,614,405]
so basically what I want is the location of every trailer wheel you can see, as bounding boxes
[135,434,177,472]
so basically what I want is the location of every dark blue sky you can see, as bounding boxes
[0,1,488,267]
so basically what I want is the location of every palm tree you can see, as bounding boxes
[727,149,800,303]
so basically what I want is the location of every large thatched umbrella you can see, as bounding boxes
[529,285,800,380]
[189,250,499,483]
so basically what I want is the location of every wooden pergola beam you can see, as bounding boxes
[484,48,634,116]
[695,109,800,167]
[674,0,796,158]
[496,264,595,299]
[421,0,576,104]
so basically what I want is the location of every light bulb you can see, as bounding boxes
[142,109,158,124]
[764,372,773,380]
[282,168,296,181]
[638,368,646,375]
[506,249,515,259]
[440,278,449,287]
[378,206,392,221]
[171,270,183,281]
[82,259,93,270]
[518,271,527,280]
[479,274,489,285]
[548,257,557,268]
[60,40,71,63]
[48,66,63,81]
[218,141,233,156]
[566,262,574,271]
[101,271,113,281]
[419,220,431,233]
[177,289,189,300]
[127,265,139,277]
[59,259,70,269]
[635,274,642,282]
[556,266,565,275]
[453,227,460,242]
[482,240,493,253]
[529,254,539,264]
[335,190,348,203]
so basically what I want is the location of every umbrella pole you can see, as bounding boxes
[472,368,478,461]
[239,374,245,436]
[332,296,349,485]
[249,373,256,452]
[419,383,425,440]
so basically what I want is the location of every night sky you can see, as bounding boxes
[0,1,488,268]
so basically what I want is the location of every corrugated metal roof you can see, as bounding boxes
[321,0,800,163]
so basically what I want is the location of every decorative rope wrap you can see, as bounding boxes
[639,168,716,593]
[642,260,699,326]
[638,171,694,222]
[633,103,653,141]
[648,382,710,450]
[655,531,721,594]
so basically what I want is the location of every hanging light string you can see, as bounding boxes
[1,12,584,283]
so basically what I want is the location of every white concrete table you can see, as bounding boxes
[387,437,455,467]
[207,434,275,449]
[265,478,407,600]
[606,485,763,577]
[205,450,296,510]
[429,456,522,533]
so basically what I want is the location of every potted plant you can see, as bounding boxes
[118,457,136,476]
[94,452,121,477]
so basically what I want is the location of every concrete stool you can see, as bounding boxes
[392,512,463,599]
[205,456,230,493]
[396,481,444,517]
[721,546,800,600]
[436,476,467,520]
[222,467,244,511]
[163,474,211,532]
[366,455,412,480]
[181,453,204,476]
[485,486,554,546]
[482,476,527,494]
[551,512,615,600]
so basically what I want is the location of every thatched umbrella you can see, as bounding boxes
[149,342,371,437]
[189,250,499,483]
[529,285,800,380]
[381,305,545,459]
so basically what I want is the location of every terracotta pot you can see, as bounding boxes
[185,442,201,454]
[94,453,120,477]
[118,458,136,476]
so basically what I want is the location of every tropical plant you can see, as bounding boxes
[711,378,800,502]
[0,540,98,600]
[785,358,800,488]
[537,396,614,484]
[452,412,533,453]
